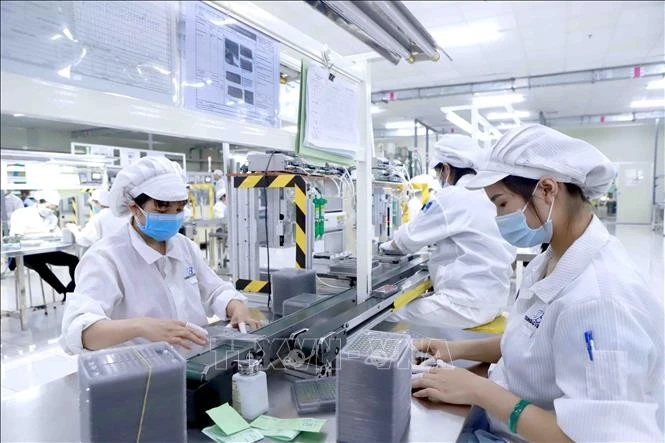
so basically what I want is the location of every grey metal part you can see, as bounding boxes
[246,153,292,172]
[372,62,665,102]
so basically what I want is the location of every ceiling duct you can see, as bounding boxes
[304,0,443,65]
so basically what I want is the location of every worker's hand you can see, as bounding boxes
[226,300,262,331]
[135,318,208,350]
[412,338,456,362]
[411,366,488,405]
[379,240,402,255]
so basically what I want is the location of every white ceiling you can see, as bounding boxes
[256,0,665,129]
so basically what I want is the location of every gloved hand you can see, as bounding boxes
[379,240,402,255]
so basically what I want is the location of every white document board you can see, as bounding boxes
[303,64,360,159]
[180,2,281,128]
[0,1,178,105]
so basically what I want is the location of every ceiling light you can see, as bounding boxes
[497,123,519,130]
[429,22,500,49]
[385,120,418,130]
[603,113,634,123]
[630,99,665,109]
[12,114,25,117]
[646,79,665,90]
[486,111,531,121]
[473,93,524,108]
[371,105,384,114]
[374,1,440,61]
[323,1,413,63]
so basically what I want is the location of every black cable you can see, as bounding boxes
[263,152,275,311]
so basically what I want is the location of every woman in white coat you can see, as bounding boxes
[381,134,515,328]
[60,156,259,354]
[67,189,129,247]
[412,125,664,442]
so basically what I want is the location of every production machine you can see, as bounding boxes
[183,152,431,426]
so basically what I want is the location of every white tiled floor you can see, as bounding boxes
[1,221,663,400]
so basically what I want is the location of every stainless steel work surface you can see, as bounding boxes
[0,369,477,443]
[1,241,75,257]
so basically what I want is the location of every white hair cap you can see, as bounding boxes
[428,134,485,170]
[34,190,61,206]
[91,189,111,207]
[465,124,617,199]
[109,156,187,217]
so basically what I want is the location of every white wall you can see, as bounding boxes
[558,122,664,208]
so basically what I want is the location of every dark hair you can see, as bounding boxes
[434,163,476,185]
[133,193,187,209]
[501,176,589,203]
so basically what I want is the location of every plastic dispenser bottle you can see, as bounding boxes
[232,359,269,420]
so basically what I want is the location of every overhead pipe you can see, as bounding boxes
[372,62,665,103]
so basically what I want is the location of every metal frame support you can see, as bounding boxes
[355,61,373,304]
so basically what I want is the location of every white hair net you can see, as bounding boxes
[428,134,486,170]
[465,124,617,199]
[109,156,187,217]
[91,189,111,207]
[34,190,61,206]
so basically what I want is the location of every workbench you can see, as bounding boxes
[1,240,75,330]
[0,324,490,442]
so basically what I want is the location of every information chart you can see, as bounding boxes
[0,1,178,104]
[181,2,280,128]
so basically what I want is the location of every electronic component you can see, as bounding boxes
[370,284,399,299]
[292,377,337,414]
[247,152,293,172]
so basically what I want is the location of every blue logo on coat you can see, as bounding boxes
[184,266,196,280]
[421,201,433,213]
[524,309,544,328]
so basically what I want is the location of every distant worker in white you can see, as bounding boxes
[412,125,664,442]
[67,189,129,247]
[213,169,225,197]
[60,156,260,355]
[214,189,227,219]
[381,135,515,328]
[9,190,79,300]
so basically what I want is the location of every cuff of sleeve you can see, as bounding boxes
[58,313,107,355]
[394,225,417,254]
[554,398,662,442]
[211,289,248,321]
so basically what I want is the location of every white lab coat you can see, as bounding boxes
[60,223,247,354]
[487,216,664,441]
[214,201,226,219]
[9,206,60,237]
[3,193,24,226]
[390,175,516,328]
[72,208,129,247]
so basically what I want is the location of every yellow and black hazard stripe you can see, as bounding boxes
[236,279,271,294]
[233,174,308,292]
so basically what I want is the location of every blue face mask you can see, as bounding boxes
[495,184,554,248]
[135,207,184,241]
[92,206,101,215]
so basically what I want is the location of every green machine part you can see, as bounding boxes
[313,196,327,239]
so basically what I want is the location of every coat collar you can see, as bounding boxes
[520,215,610,304]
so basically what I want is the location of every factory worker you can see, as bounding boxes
[60,156,260,355]
[2,190,24,230]
[381,135,516,328]
[67,189,129,247]
[213,169,225,196]
[214,189,226,219]
[9,190,79,300]
[412,125,664,442]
